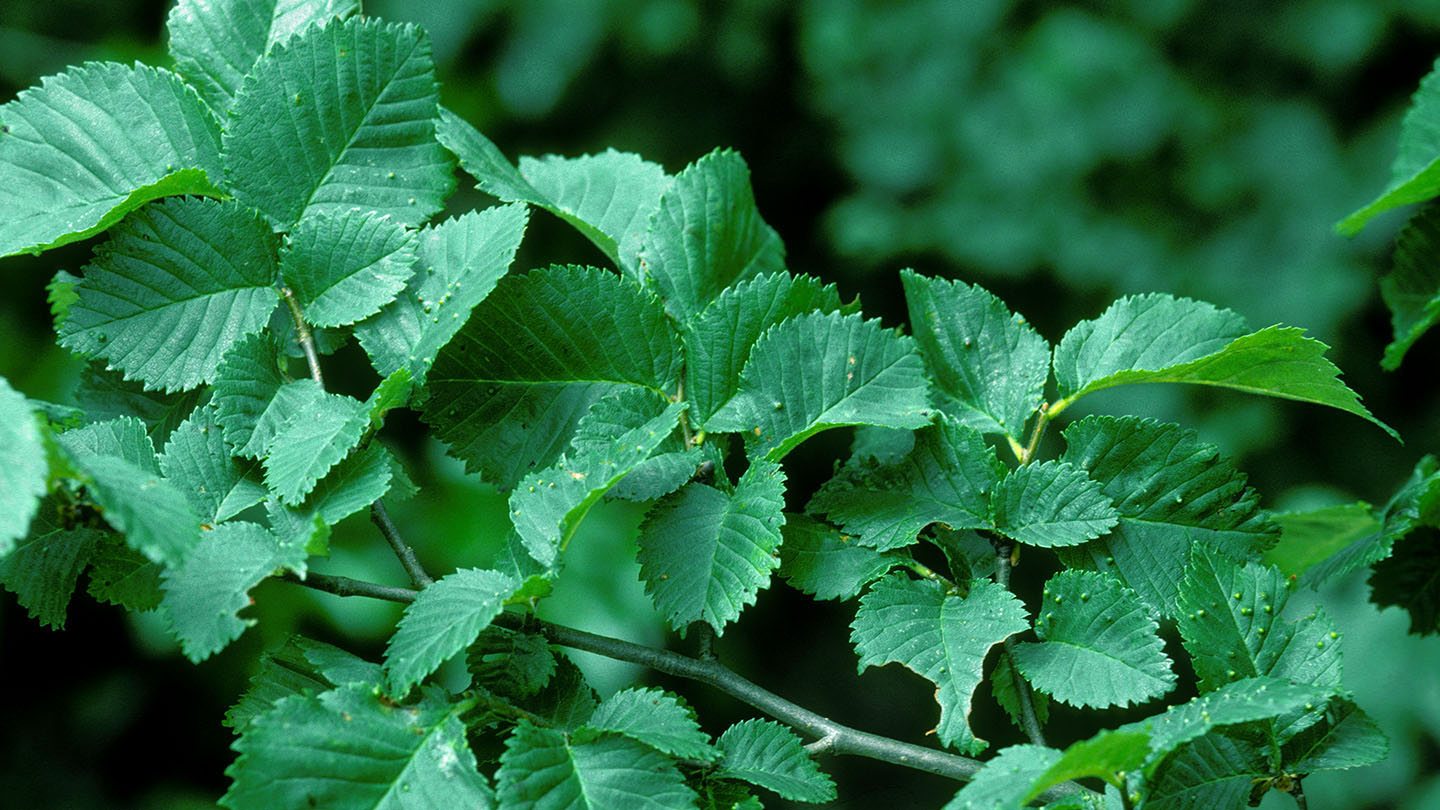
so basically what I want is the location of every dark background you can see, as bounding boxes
[3,1,1440,807]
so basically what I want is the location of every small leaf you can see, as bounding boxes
[261,388,370,505]
[268,443,401,550]
[942,744,1060,810]
[384,568,518,695]
[223,684,495,810]
[162,521,303,662]
[1126,676,1328,760]
[74,454,201,567]
[224,17,454,227]
[160,403,267,523]
[851,573,1029,753]
[637,458,787,634]
[990,461,1118,548]
[1025,730,1151,801]
[424,265,682,488]
[167,0,361,113]
[1379,201,1440,369]
[585,687,717,762]
[1338,56,1440,235]
[0,499,100,628]
[809,418,1004,551]
[637,149,786,321]
[213,332,286,457]
[1012,570,1176,709]
[226,634,383,734]
[85,535,164,611]
[355,204,528,384]
[1053,295,1395,439]
[1368,526,1440,635]
[901,269,1050,439]
[497,721,695,810]
[707,310,933,461]
[716,719,836,803]
[466,627,555,700]
[1281,697,1389,772]
[56,416,158,472]
[280,209,418,328]
[0,378,48,552]
[1301,455,1440,586]
[0,62,225,257]
[74,363,207,446]
[777,514,901,600]
[1264,503,1380,582]
[1143,732,1267,810]
[57,198,280,393]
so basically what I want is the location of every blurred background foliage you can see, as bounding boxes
[4,1,1440,808]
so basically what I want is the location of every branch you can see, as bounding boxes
[280,287,324,385]
[371,501,433,588]
[990,534,1048,747]
[274,570,1093,804]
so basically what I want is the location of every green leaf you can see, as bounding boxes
[1057,416,1277,617]
[213,331,286,456]
[57,197,280,393]
[716,719,835,803]
[901,269,1049,440]
[73,363,207,446]
[224,17,454,228]
[942,744,1060,810]
[424,265,682,488]
[1053,295,1395,439]
[1368,526,1440,635]
[0,499,101,628]
[355,204,528,384]
[1128,676,1328,760]
[267,443,402,550]
[85,535,164,611]
[510,391,685,567]
[261,387,370,505]
[162,521,303,662]
[991,461,1118,548]
[851,573,1029,753]
[808,418,1005,551]
[637,458,787,634]
[167,0,361,113]
[74,454,202,567]
[777,514,902,600]
[1264,503,1380,582]
[226,634,383,733]
[466,627,556,700]
[0,61,225,258]
[160,404,267,523]
[1280,697,1388,772]
[1026,730,1150,801]
[607,446,708,502]
[1142,732,1267,810]
[1338,56,1440,235]
[0,378,47,552]
[1012,570,1175,709]
[223,684,494,810]
[1379,201,1440,369]
[1176,545,1342,694]
[384,568,518,695]
[56,416,158,472]
[708,311,933,461]
[497,721,695,810]
[280,209,417,328]
[684,273,849,427]
[584,687,717,762]
[515,655,599,732]
[436,109,670,273]
[1302,455,1440,587]
[990,654,1049,736]
[637,149,786,321]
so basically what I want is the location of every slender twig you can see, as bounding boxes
[280,287,324,385]
[275,570,1095,804]
[990,534,1047,747]
[371,501,434,588]
[1292,776,1307,810]
[1019,402,1052,465]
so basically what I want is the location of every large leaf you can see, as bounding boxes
[384,568,518,695]
[223,684,494,810]
[1280,697,1389,773]
[72,454,202,567]
[707,311,933,461]
[1127,676,1329,761]
[0,378,47,553]
[496,721,695,810]
[715,719,836,803]
[850,573,1029,753]
[684,273,849,427]
[1300,455,1440,587]
[224,17,454,227]
[1057,415,1277,617]
[1264,503,1380,583]
[159,403,267,523]
[436,108,670,273]
[583,687,717,762]
[636,458,787,634]
[280,209,417,328]
[1338,56,1440,235]
[355,204,528,383]
[57,197,280,393]
[423,265,682,488]
[808,418,1005,551]
[901,269,1049,440]
[1052,295,1395,439]
[777,514,903,600]
[167,0,361,113]
[1011,570,1175,709]
[636,149,786,321]
[511,391,685,567]
[1379,201,1440,369]
[0,61,225,258]
[1143,732,1268,810]
[941,744,1060,810]
[1176,545,1342,694]
[162,521,304,662]
[0,499,101,628]
[990,460,1118,548]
